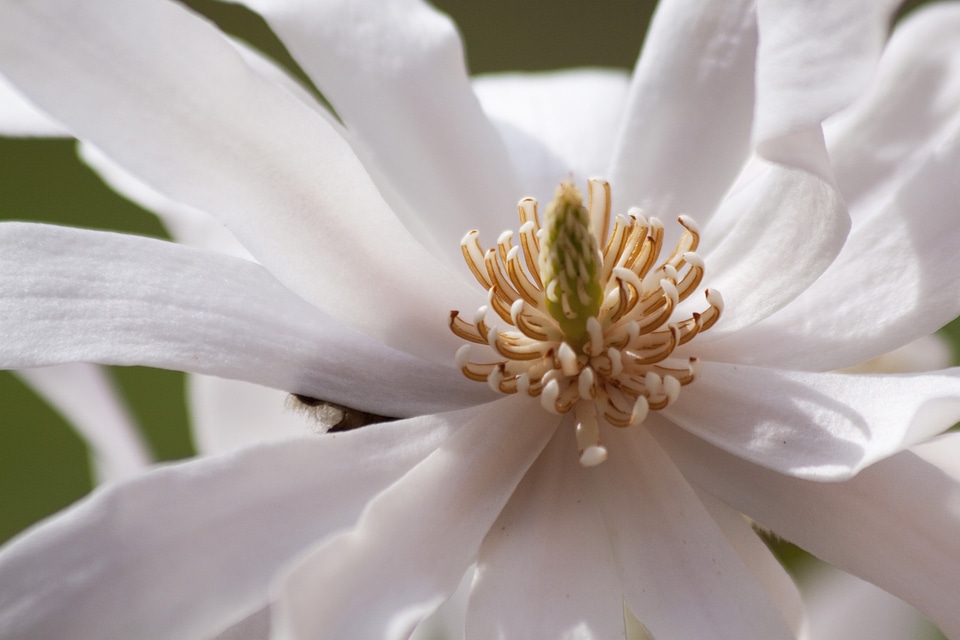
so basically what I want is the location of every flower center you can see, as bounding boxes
[450,178,723,466]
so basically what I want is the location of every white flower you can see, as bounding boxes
[1,1,960,639]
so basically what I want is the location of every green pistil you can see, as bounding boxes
[539,182,603,350]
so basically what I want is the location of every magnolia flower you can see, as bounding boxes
[2,1,960,639]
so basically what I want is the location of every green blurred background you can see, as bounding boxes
[0,2,951,634]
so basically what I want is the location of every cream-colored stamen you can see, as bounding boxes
[450,178,722,466]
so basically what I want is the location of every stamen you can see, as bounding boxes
[450,179,722,466]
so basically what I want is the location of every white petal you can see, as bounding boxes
[272,396,559,640]
[78,142,251,259]
[656,427,960,638]
[0,0,479,362]
[188,375,320,455]
[589,426,795,639]
[694,489,805,637]
[838,334,954,375]
[753,0,900,153]
[801,563,939,640]
[0,223,492,416]
[472,69,631,205]
[77,28,348,259]
[14,363,151,484]
[610,0,756,222]
[0,410,470,640]
[467,424,623,640]
[411,568,473,640]
[664,361,960,480]
[826,4,960,218]
[693,159,848,337]
[230,0,521,269]
[0,71,68,136]
[705,121,960,370]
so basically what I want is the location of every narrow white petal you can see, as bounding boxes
[695,489,805,637]
[589,426,795,639]
[0,71,68,136]
[715,5,960,371]
[657,427,960,638]
[801,563,939,640]
[467,425,623,640]
[826,4,960,217]
[0,0,479,362]
[0,223,492,416]
[472,69,631,205]
[753,0,900,154]
[705,123,960,370]
[610,0,756,223]
[664,361,960,480]
[272,396,559,640]
[15,363,151,484]
[229,0,521,269]
[78,142,251,259]
[693,158,848,336]
[0,410,472,640]
[188,375,320,455]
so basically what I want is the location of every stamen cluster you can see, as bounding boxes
[450,178,722,466]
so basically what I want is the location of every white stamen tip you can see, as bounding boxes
[661,279,679,304]
[706,288,724,311]
[473,305,489,326]
[455,344,472,368]
[510,299,525,323]
[579,446,608,467]
[663,375,681,405]
[682,251,704,268]
[578,367,595,400]
[630,396,649,427]
[586,316,603,356]
[558,342,580,376]
[541,379,561,414]
[678,214,699,233]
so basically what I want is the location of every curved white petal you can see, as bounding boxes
[0,410,472,640]
[188,375,320,455]
[610,0,756,223]
[15,363,151,484]
[0,0,479,362]
[801,563,939,640]
[78,142,251,258]
[664,361,960,480]
[839,334,954,375]
[656,427,960,639]
[588,426,795,639]
[753,0,900,154]
[694,489,805,637]
[0,71,68,136]
[692,159,849,337]
[0,223,492,416]
[228,0,521,269]
[704,119,960,370]
[826,4,960,218]
[472,69,631,205]
[78,29,348,259]
[467,423,623,640]
[272,396,559,640]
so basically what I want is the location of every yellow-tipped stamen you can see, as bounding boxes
[451,178,722,466]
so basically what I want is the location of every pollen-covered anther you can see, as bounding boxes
[451,178,722,466]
